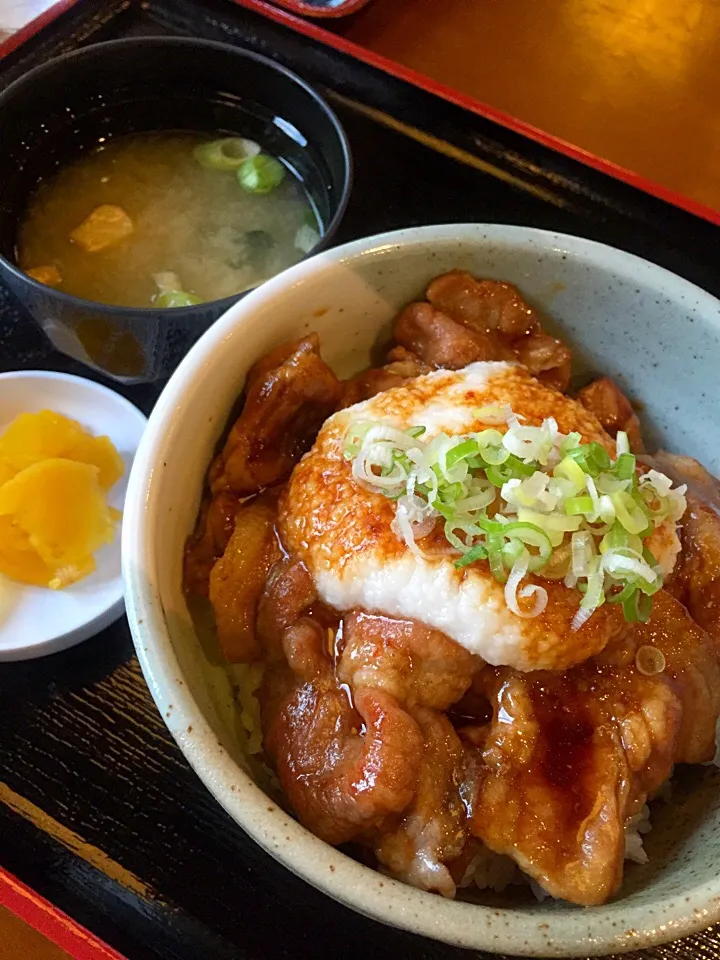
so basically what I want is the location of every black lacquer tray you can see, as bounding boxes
[1,2,720,958]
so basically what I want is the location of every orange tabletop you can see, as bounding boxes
[339,0,720,214]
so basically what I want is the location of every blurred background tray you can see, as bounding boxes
[1,1,720,958]
[233,0,720,222]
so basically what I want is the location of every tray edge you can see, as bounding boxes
[0,865,127,960]
[234,0,720,227]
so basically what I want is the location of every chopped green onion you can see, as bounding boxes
[614,452,636,481]
[473,404,509,425]
[194,137,260,171]
[482,448,510,469]
[343,421,382,459]
[438,481,464,503]
[486,535,507,583]
[455,482,496,515]
[599,522,628,554]
[601,546,658,586]
[446,438,479,468]
[607,581,637,605]
[344,405,685,628]
[553,456,587,493]
[502,538,526,567]
[571,529,595,578]
[596,473,631,495]
[501,521,552,571]
[580,557,605,611]
[476,429,510,466]
[237,154,286,193]
[153,272,202,308]
[637,593,653,619]
[636,575,662,597]
[429,498,453,521]
[616,431,630,456]
[566,447,597,476]
[622,588,652,623]
[565,495,595,516]
[590,443,612,470]
[486,456,535,487]
[485,465,507,487]
[566,442,611,477]
[445,521,475,552]
[543,541,572,580]
[454,542,488,568]
[156,290,203,308]
[612,490,651,535]
[561,432,582,454]
[626,533,644,554]
[516,508,582,547]
[642,546,658,567]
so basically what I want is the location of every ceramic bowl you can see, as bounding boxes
[0,37,351,383]
[123,224,720,956]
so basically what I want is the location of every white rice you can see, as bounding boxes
[458,847,523,893]
[228,662,265,755]
[624,804,652,864]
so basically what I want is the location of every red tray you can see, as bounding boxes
[0,867,126,960]
[232,0,720,227]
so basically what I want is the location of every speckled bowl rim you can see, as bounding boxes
[123,224,720,956]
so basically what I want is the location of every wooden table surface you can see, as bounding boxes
[339,0,720,213]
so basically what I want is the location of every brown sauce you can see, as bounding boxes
[529,680,595,817]
[447,690,492,729]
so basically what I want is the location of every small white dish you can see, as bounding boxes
[0,370,146,661]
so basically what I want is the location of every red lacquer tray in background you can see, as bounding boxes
[266,0,372,17]
[235,0,720,227]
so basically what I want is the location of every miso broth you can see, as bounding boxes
[17,132,321,308]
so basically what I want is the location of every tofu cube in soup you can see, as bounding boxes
[70,205,134,253]
[26,265,62,287]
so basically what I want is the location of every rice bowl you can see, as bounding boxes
[123,224,720,955]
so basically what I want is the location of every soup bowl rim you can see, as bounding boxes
[0,34,353,316]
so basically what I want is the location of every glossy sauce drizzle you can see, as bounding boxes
[529,679,595,819]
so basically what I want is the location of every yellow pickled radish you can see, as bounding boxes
[0,459,115,582]
[0,409,123,489]
[0,515,54,587]
[0,411,123,590]
[0,409,81,472]
[63,432,124,490]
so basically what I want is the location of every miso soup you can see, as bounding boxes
[17,132,322,308]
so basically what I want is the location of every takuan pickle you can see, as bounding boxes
[0,410,123,589]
